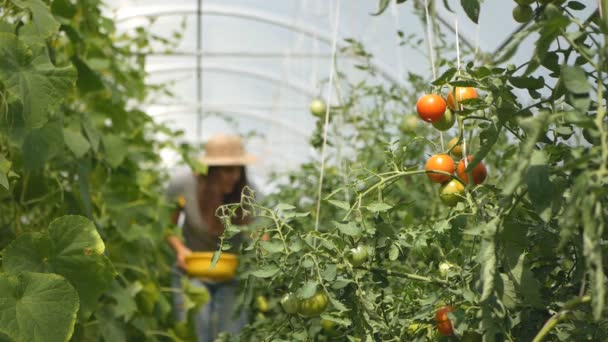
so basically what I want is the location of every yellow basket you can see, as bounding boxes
[184,252,239,281]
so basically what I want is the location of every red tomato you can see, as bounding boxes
[447,87,478,111]
[416,94,447,123]
[434,306,455,336]
[457,156,487,185]
[425,154,455,183]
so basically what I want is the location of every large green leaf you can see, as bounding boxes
[460,0,480,23]
[102,134,128,168]
[22,120,63,170]
[2,216,115,319]
[560,65,590,94]
[0,33,75,128]
[13,0,60,41]
[63,128,90,157]
[0,271,79,342]
[524,150,553,222]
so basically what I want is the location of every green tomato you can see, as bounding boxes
[439,179,465,207]
[280,293,300,314]
[438,261,454,276]
[256,295,269,313]
[399,115,419,133]
[347,245,369,267]
[515,0,534,5]
[298,291,329,317]
[310,98,327,117]
[321,319,339,336]
[513,5,534,23]
[432,108,455,131]
[462,331,483,342]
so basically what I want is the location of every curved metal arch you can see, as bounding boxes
[146,63,317,98]
[115,4,405,86]
[150,106,311,138]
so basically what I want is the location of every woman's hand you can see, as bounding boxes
[175,244,193,270]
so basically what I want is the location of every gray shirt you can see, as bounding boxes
[166,168,243,252]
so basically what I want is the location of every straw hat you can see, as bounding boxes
[199,134,256,166]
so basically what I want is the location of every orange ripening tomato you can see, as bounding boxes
[434,306,455,336]
[425,154,455,183]
[416,94,447,123]
[447,87,478,111]
[457,156,487,185]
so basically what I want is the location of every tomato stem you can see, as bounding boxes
[531,295,591,342]
[363,266,448,285]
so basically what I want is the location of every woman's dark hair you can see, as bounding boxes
[199,166,251,228]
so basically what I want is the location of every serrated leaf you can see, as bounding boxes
[321,264,337,282]
[0,271,79,342]
[561,65,590,94]
[333,220,362,237]
[251,265,279,278]
[63,128,90,157]
[367,202,393,212]
[327,199,350,211]
[460,0,480,23]
[297,281,318,299]
[507,252,543,308]
[3,215,115,319]
[275,203,296,211]
[72,56,105,94]
[478,235,497,303]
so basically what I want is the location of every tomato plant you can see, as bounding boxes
[347,245,369,267]
[218,1,608,341]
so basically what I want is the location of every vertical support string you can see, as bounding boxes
[314,0,341,233]
[424,0,443,150]
[454,13,468,168]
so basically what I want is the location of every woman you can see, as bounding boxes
[166,134,256,342]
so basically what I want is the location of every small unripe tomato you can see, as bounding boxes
[298,291,329,317]
[310,98,327,117]
[255,295,269,313]
[439,179,465,207]
[432,108,455,131]
[347,245,369,267]
[280,293,300,314]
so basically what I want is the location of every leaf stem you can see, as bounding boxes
[531,295,591,342]
[364,266,448,285]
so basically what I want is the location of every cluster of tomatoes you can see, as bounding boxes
[280,290,329,317]
[416,87,487,206]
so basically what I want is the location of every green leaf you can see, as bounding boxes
[251,265,280,278]
[525,150,553,222]
[370,0,390,16]
[275,203,296,211]
[328,199,350,211]
[431,67,457,86]
[22,120,63,170]
[321,264,337,282]
[0,33,76,128]
[460,0,480,23]
[498,274,518,309]
[0,155,11,189]
[259,240,284,253]
[509,76,545,90]
[72,56,105,94]
[13,0,60,39]
[51,0,77,19]
[507,252,543,308]
[3,215,115,319]
[63,128,90,157]
[366,202,393,212]
[560,65,590,94]
[102,134,127,168]
[297,281,318,299]
[0,272,79,342]
[332,221,362,237]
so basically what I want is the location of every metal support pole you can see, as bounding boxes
[196,0,203,141]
